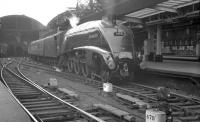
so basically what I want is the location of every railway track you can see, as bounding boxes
[1,61,132,122]
[1,59,139,122]
[83,79,200,122]
[20,59,200,122]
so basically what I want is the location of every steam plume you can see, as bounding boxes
[69,14,80,27]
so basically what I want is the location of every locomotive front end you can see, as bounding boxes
[101,24,136,80]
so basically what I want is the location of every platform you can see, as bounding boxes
[140,60,200,77]
[0,81,31,122]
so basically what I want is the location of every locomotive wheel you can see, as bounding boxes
[74,61,81,75]
[67,60,73,73]
[81,63,89,77]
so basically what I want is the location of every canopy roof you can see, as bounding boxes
[0,15,45,31]
[126,0,199,19]
[80,0,167,23]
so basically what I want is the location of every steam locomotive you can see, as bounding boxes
[28,20,138,81]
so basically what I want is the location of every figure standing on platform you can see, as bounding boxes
[156,87,173,122]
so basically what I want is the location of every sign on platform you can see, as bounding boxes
[146,109,166,122]
[49,78,58,87]
[103,82,113,92]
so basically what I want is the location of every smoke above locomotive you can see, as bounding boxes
[28,19,137,81]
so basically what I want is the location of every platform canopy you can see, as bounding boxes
[80,0,167,23]
[80,0,199,24]
[100,0,166,16]
[126,0,199,19]
[0,15,45,31]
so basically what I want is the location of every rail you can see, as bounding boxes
[1,61,106,122]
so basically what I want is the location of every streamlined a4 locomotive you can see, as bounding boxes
[28,20,138,81]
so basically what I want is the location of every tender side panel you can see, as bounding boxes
[44,36,57,58]
[29,40,44,56]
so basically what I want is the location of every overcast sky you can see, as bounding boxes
[0,0,77,26]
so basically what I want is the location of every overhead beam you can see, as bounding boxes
[99,0,167,15]
[175,0,200,8]
[139,11,164,18]
[122,16,143,24]
[154,5,177,13]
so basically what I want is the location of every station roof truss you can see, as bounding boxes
[126,0,199,22]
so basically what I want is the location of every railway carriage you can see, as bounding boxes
[28,31,65,64]
[28,39,44,60]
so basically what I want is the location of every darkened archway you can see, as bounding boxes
[0,15,46,57]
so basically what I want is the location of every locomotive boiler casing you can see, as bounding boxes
[60,20,137,81]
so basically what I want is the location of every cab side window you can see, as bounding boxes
[99,33,110,51]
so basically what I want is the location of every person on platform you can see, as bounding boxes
[156,87,173,122]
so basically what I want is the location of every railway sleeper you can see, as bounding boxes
[20,98,49,102]
[6,82,27,86]
[135,91,155,95]
[167,97,183,103]
[87,108,113,117]
[22,97,76,106]
[39,115,82,122]
[116,97,140,109]
[8,85,31,88]
[98,116,118,121]
[14,92,41,99]
[34,109,75,117]
[177,115,200,122]
[128,89,146,93]
[44,91,77,101]
[13,91,40,95]
[171,111,186,117]
[43,88,78,101]
[93,103,136,122]
[171,101,197,106]
[179,102,199,106]
[10,87,35,91]
[16,93,42,99]
[59,97,77,103]
[10,87,36,91]
[22,100,57,105]
[87,109,120,121]
[140,93,157,96]
[11,88,37,92]
[88,110,106,116]
[58,88,79,98]
[25,102,61,109]
[116,93,151,109]
[182,104,200,109]
[28,105,68,112]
